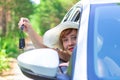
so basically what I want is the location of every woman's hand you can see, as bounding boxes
[18,17,33,33]
[54,48,71,62]
[59,62,69,67]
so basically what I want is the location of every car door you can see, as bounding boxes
[72,1,120,80]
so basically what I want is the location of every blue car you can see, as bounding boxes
[18,0,120,80]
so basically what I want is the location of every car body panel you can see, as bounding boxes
[72,1,90,80]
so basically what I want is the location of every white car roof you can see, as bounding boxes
[91,0,120,4]
[79,0,120,4]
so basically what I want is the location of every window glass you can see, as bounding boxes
[71,8,81,22]
[94,4,120,78]
[61,4,82,23]
[62,8,74,22]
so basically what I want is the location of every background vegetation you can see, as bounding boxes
[0,0,79,73]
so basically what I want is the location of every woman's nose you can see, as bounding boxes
[68,39,73,45]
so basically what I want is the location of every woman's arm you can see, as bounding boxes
[18,17,47,48]
[18,17,71,61]
[27,27,47,48]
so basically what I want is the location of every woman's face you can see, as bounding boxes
[61,29,77,52]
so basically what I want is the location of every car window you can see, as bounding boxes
[87,4,120,80]
[88,3,120,79]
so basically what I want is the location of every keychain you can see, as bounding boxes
[19,25,25,49]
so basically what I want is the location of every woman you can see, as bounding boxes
[18,17,78,62]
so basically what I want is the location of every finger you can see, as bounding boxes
[18,17,29,28]
[22,18,30,23]
[18,18,24,27]
[18,20,24,28]
[59,62,68,67]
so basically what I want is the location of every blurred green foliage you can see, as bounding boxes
[0,0,34,57]
[0,50,10,73]
[30,0,79,35]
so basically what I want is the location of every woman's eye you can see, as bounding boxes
[62,38,68,42]
[71,36,77,40]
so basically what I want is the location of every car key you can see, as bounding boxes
[19,25,25,49]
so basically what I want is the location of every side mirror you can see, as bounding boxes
[17,48,59,79]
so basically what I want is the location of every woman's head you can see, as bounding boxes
[43,21,79,50]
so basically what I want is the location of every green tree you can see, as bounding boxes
[0,0,35,73]
[0,0,34,57]
[30,0,79,35]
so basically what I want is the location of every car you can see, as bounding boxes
[17,0,120,80]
